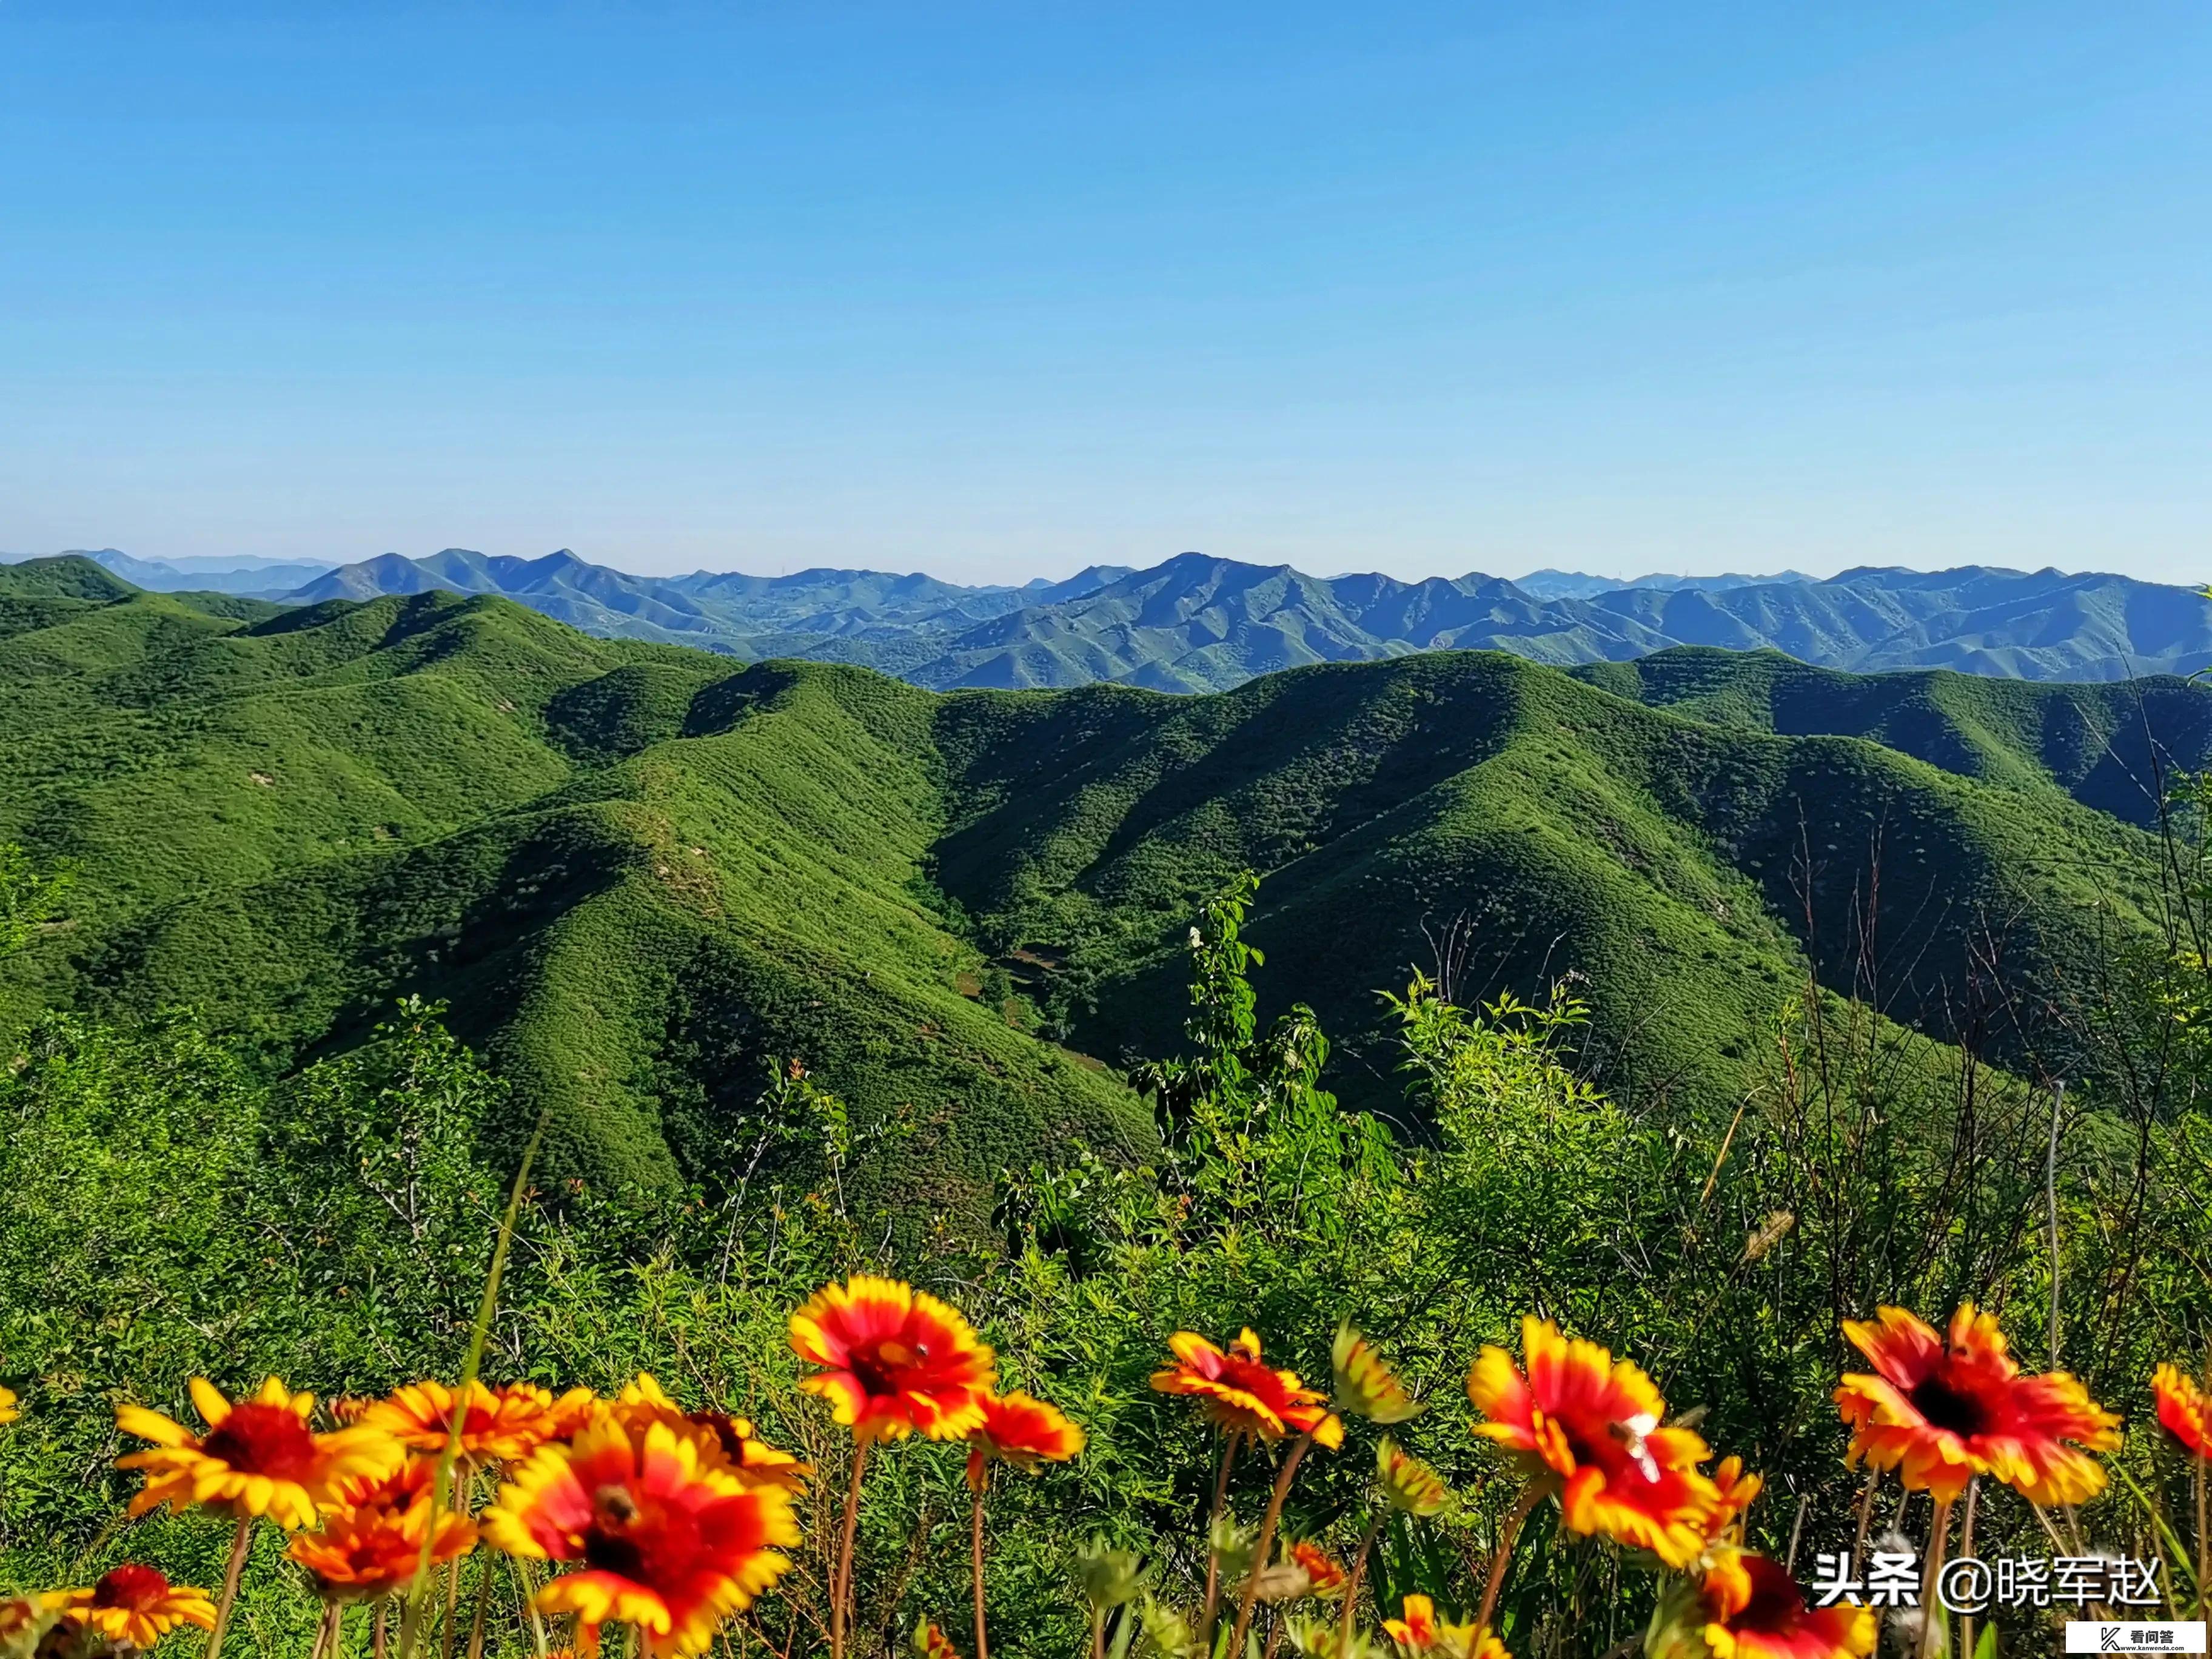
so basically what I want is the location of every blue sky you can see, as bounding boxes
[4,3,2208,585]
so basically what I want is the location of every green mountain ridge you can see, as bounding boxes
[2,555,2199,1207]
[240,544,2212,689]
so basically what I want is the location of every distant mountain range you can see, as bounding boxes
[17,547,341,597]
[5,546,2207,687]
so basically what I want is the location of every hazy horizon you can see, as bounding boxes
[4,540,2183,594]
[6,4,2208,586]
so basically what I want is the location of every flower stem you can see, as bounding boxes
[1198,1430,1243,1644]
[1230,1432,1314,1657]
[1956,1480,1980,1659]
[204,1515,254,1659]
[438,1558,465,1659]
[310,1600,341,1659]
[466,1551,494,1659]
[970,1479,991,1659]
[507,1553,548,1658]
[1851,1465,1882,1563]
[1090,1606,1105,1659]
[830,1437,870,1659]
[1476,1484,1543,1635]
[374,1602,388,1659]
[2197,1404,2208,1623]
[1337,1513,1382,1659]
[1917,1494,1956,1659]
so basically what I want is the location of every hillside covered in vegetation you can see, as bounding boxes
[2,552,2202,1206]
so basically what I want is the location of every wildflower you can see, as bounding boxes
[2152,1363,2210,1460]
[612,1374,811,1492]
[1287,1540,1347,1598]
[964,1390,1084,1491]
[1382,1594,1438,1646]
[913,1619,963,1659]
[49,1567,216,1649]
[964,1391,1083,1659]
[1835,1304,2121,1504]
[116,1378,402,1530]
[1376,1435,1450,1516]
[0,1387,16,1426]
[1149,1330,1345,1449]
[788,1274,995,1442]
[1467,1318,1721,1569]
[1381,1594,1506,1658]
[361,1378,562,1467]
[482,1413,797,1658]
[1333,1321,1425,1424]
[545,1386,604,1443]
[1649,1546,1875,1659]
[1705,1455,1763,1540]
[287,1456,475,1600]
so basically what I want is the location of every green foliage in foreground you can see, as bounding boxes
[2,866,2207,1657]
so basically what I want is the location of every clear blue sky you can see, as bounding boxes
[4,2,2208,585]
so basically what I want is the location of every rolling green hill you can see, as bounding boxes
[1573,647,2212,826]
[1,559,2190,1207]
[0,564,1147,1206]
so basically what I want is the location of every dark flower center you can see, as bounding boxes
[582,1481,706,1587]
[688,1411,748,1461]
[583,1530,649,1580]
[93,1566,169,1610]
[586,1484,649,1579]
[850,1339,923,1396]
[1735,1557,1809,1633]
[1908,1370,1991,1438]
[202,1404,321,1481]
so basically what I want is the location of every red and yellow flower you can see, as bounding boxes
[1467,1318,1721,1569]
[287,1455,477,1601]
[1287,1539,1347,1598]
[788,1275,995,1443]
[362,1379,564,1467]
[1381,1595,1507,1659]
[1835,1304,2120,1504]
[116,1378,402,1530]
[611,1375,810,1492]
[482,1413,797,1657]
[49,1567,216,1649]
[1674,1547,1875,1659]
[545,1386,605,1443]
[913,1621,963,1659]
[1150,1330,1344,1449]
[2153,1363,2210,1460]
[964,1390,1084,1490]
[1705,1456,1763,1541]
